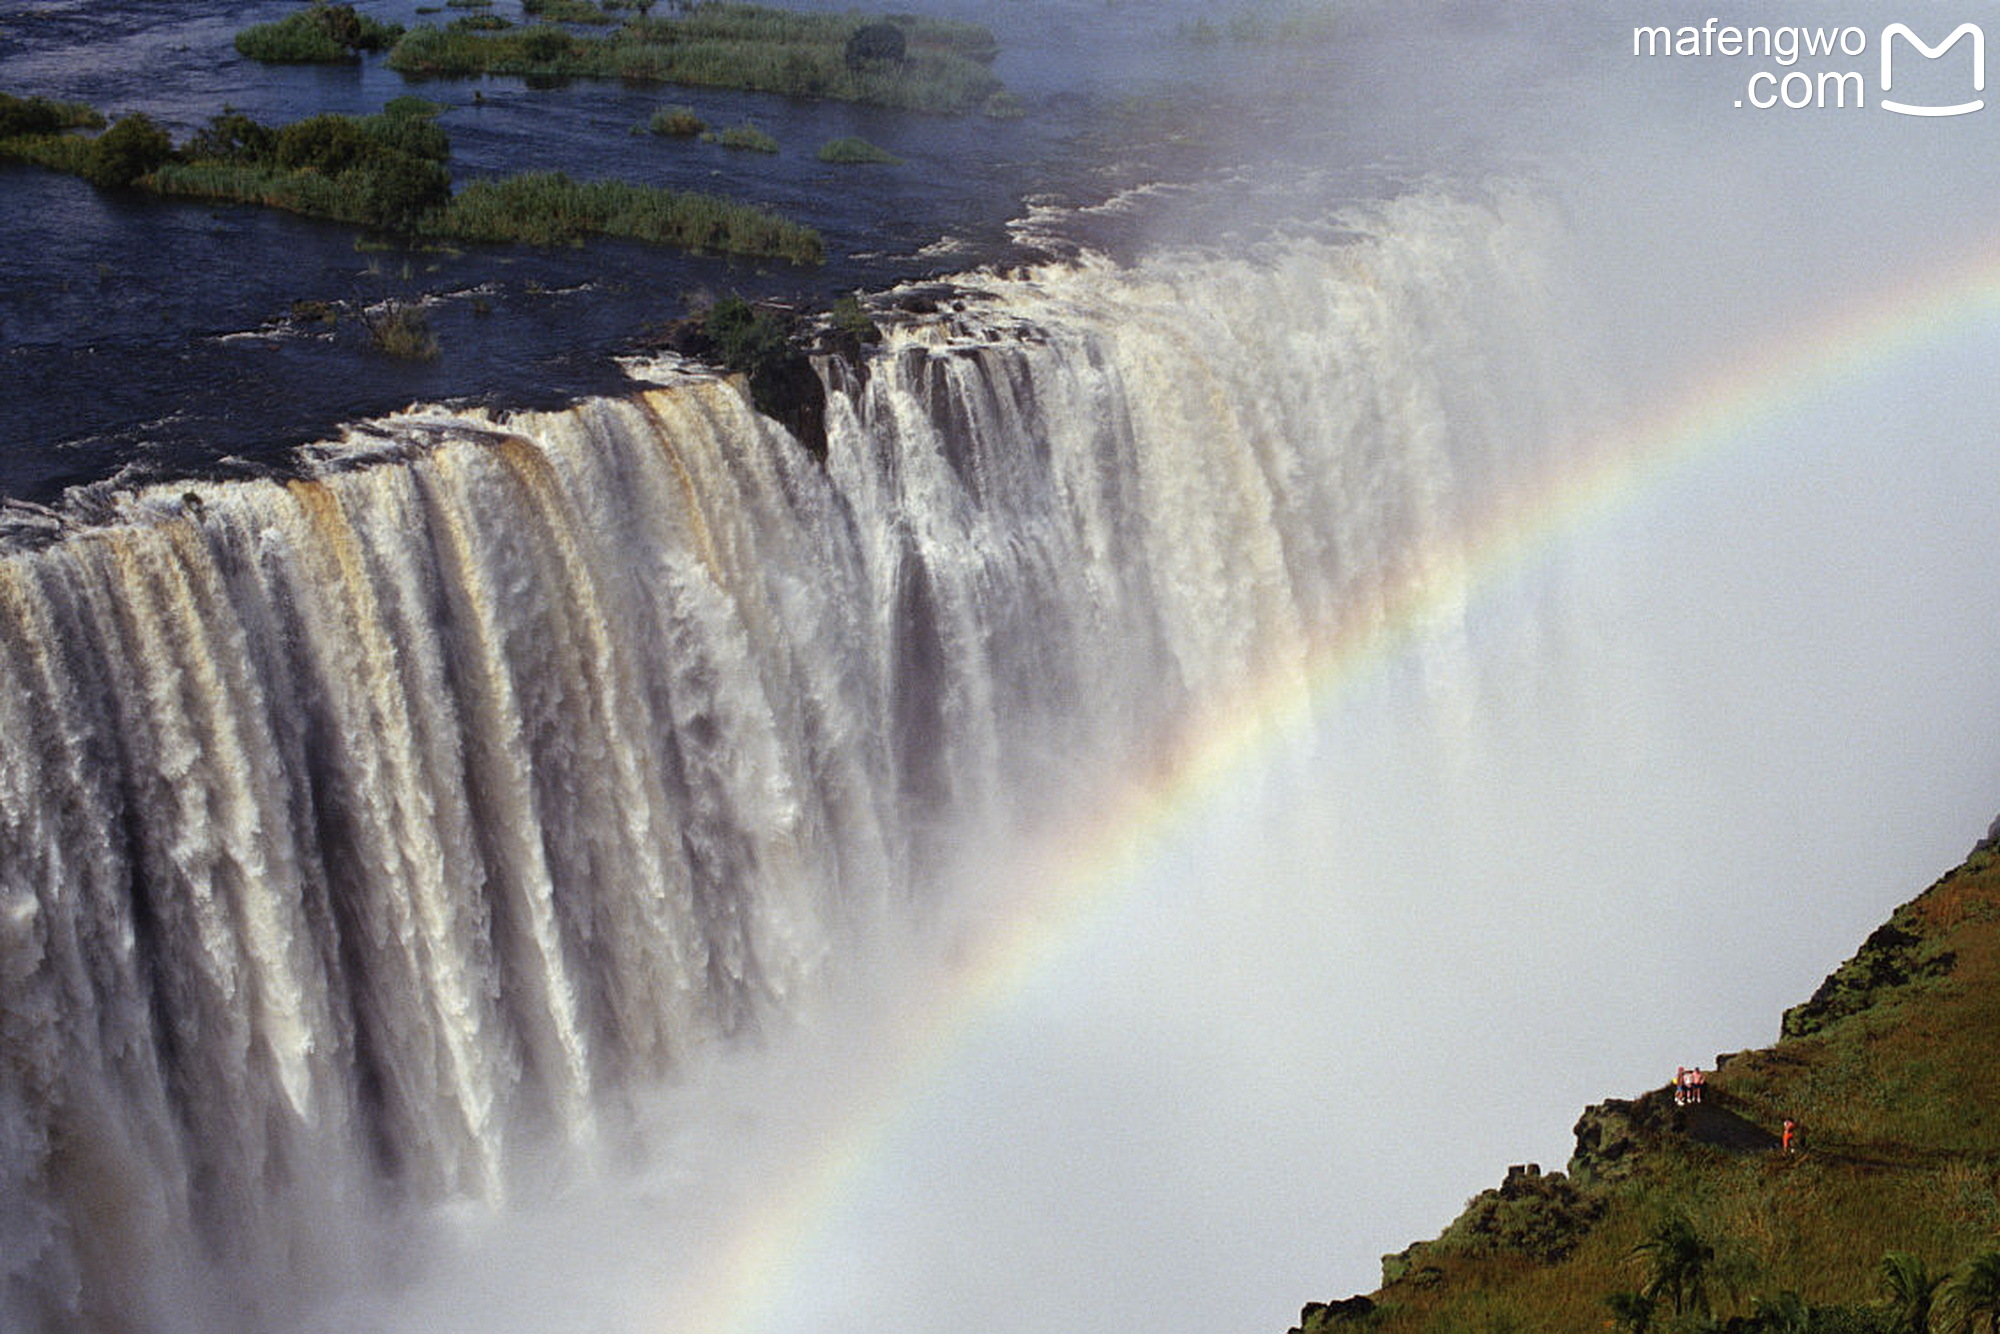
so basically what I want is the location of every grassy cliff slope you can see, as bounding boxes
[1296,828,2000,1334]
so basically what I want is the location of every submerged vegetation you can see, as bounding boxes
[360,298,440,360]
[649,104,707,137]
[386,2,1005,114]
[0,94,821,263]
[705,123,778,153]
[1300,837,2000,1334]
[816,135,901,165]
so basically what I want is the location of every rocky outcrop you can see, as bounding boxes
[1292,1295,1377,1331]
[1780,911,1954,1039]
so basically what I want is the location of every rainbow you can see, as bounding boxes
[647,231,2000,1334]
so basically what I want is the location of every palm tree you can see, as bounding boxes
[1881,1250,1943,1334]
[1750,1290,1812,1334]
[1939,1252,2000,1334]
[1632,1214,1717,1320]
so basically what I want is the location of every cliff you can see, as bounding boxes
[1295,822,2000,1333]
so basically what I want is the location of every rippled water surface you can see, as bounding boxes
[0,0,1512,504]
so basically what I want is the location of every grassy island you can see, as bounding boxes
[386,2,1005,114]
[0,95,823,263]
[1300,833,2000,1334]
[236,2,405,63]
[817,135,901,165]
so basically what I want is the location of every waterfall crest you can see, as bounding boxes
[0,189,1573,1331]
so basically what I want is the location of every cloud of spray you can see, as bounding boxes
[303,5,2000,1332]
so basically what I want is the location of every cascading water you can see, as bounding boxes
[0,189,1576,1332]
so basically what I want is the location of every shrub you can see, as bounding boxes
[363,106,449,162]
[235,3,404,62]
[183,111,276,162]
[816,135,900,164]
[519,24,574,60]
[830,293,881,343]
[361,299,439,359]
[357,155,451,229]
[275,113,378,174]
[82,113,172,188]
[0,92,103,138]
[649,104,705,136]
[844,20,905,67]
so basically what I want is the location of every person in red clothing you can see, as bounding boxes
[1782,1118,1796,1153]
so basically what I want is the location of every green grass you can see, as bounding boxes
[521,0,615,23]
[435,172,822,262]
[649,104,706,137]
[816,135,900,165]
[386,2,1004,113]
[0,91,103,138]
[0,130,97,176]
[706,123,777,153]
[1334,850,2000,1334]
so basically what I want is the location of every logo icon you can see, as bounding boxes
[1880,22,1985,116]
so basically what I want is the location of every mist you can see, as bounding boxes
[450,7,2000,1332]
[11,3,2000,1332]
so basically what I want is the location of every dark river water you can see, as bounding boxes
[0,0,1542,507]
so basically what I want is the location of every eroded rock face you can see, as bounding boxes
[1780,914,1954,1040]
[1292,1295,1377,1332]
[1569,1096,1656,1186]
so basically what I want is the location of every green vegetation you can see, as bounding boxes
[0,91,102,138]
[706,123,777,153]
[1302,840,2000,1334]
[0,94,821,263]
[360,298,439,359]
[235,2,405,63]
[816,135,900,165]
[829,293,881,345]
[649,104,706,137]
[386,2,1004,114]
[521,0,615,23]
[440,172,821,261]
[79,113,173,188]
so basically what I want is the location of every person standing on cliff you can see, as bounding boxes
[1782,1119,1796,1153]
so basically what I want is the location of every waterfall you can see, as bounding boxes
[0,188,1573,1332]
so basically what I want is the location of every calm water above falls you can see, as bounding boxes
[0,0,1517,507]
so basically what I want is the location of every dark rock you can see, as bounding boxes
[1292,1295,1377,1331]
[1434,1162,1604,1262]
[1780,912,1953,1039]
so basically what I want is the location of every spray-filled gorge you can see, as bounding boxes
[0,190,1585,1328]
[10,4,2000,1332]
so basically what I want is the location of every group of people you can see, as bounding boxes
[1671,1065,1799,1153]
